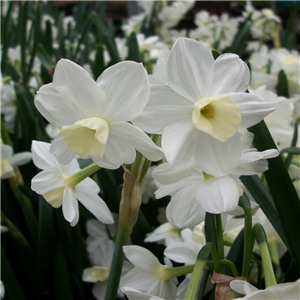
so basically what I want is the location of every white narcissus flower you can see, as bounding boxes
[144,222,182,247]
[133,37,275,177]
[230,278,300,300]
[120,246,178,299]
[164,227,205,265]
[31,141,113,226]
[34,59,163,169]
[1,144,32,179]
[152,140,278,228]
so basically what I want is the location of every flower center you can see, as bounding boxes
[192,94,241,142]
[61,117,110,159]
[91,266,110,282]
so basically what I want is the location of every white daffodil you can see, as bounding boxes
[164,227,205,265]
[133,37,275,176]
[120,246,178,299]
[85,216,119,266]
[82,240,132,300]
[230,278,300,300]
[34,59,163,169]
[153,141,278,228]
[31,141,113,226]
[1,144,32,179]
[144,222,182,247]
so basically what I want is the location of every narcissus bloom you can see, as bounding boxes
[1,143,32,179]
[34,59,163,169]
[133,37,275,176]
[31,141,113,226]
[120,246,177,299]
[152,136,278,228]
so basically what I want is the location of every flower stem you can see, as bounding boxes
[219,259,239,278]
[104,221,130,300]
[160,265,194,280]
[184,243,213,300]
[215,214,225,273]
[64,163,101,188]
[253,223,277,287]
[239,194,253,277]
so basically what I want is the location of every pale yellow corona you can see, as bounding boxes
[61,117,110,159]
[192,94,242,142]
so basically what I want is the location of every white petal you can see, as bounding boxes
[122,287,161,300]
[152,160,198,187]
[132,85,193,134]
[31,141,61,169]
[50,133,76,165]
[155,175,202,199]
[123,246,161,272]
[234,149,279,176]
[162,119,198,168]
[10,152,32,166]
[230,280,258,295]
[209,54,250,95]
[53,59,105,117]
[195,176,240,213]
[164,242,197,265]
[75,180,114,224]
[97,61,150,121]
[1,144,13,160]
[31,168,65,195]
[109,122,164,162]
[166,188,205,229]
[195,132,242,177]
[167,38,214,101]
[229,93,275,128]
[120,269,160,295]
[62,187,79,226]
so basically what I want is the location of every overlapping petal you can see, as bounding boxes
[195,132,242,176]
[62,187,79,226]
[162,119,198,168]
[229,93,275,128]
[132,85,192,134]
[97,61,150,121]
[208,54,250,95]
[195,175,240,213]
[167,37,214,101]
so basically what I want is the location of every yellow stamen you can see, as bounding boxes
[207,113,214,119]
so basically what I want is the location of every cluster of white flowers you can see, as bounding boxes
[190,10,240,51]
[2,1,300,299]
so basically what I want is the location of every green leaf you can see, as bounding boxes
[37,44,56,71]
[127,32,141,62]
[225,228,244,277]
[36,198,56,298]
[1,247,27,300]
[240,175,288,248]
[248,120,300,275]
[280,146,300,156]
[276,70,289,98]
[212,49,221,59]
[93,44,105,78]
[228,12,252,55]
[281,2,297,49]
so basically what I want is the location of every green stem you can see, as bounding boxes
[184,243,213,300]
[253,224,277,287]
[219,259,239,278]
[268,239,280,266]
[215,214,225,272]
[65,163,101,188]
[160,265,194,280]
[104,222,130,300]
[131,151,143,178]
[239,194,253,277]
[223,235,234,246]
[1,117,12,146]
